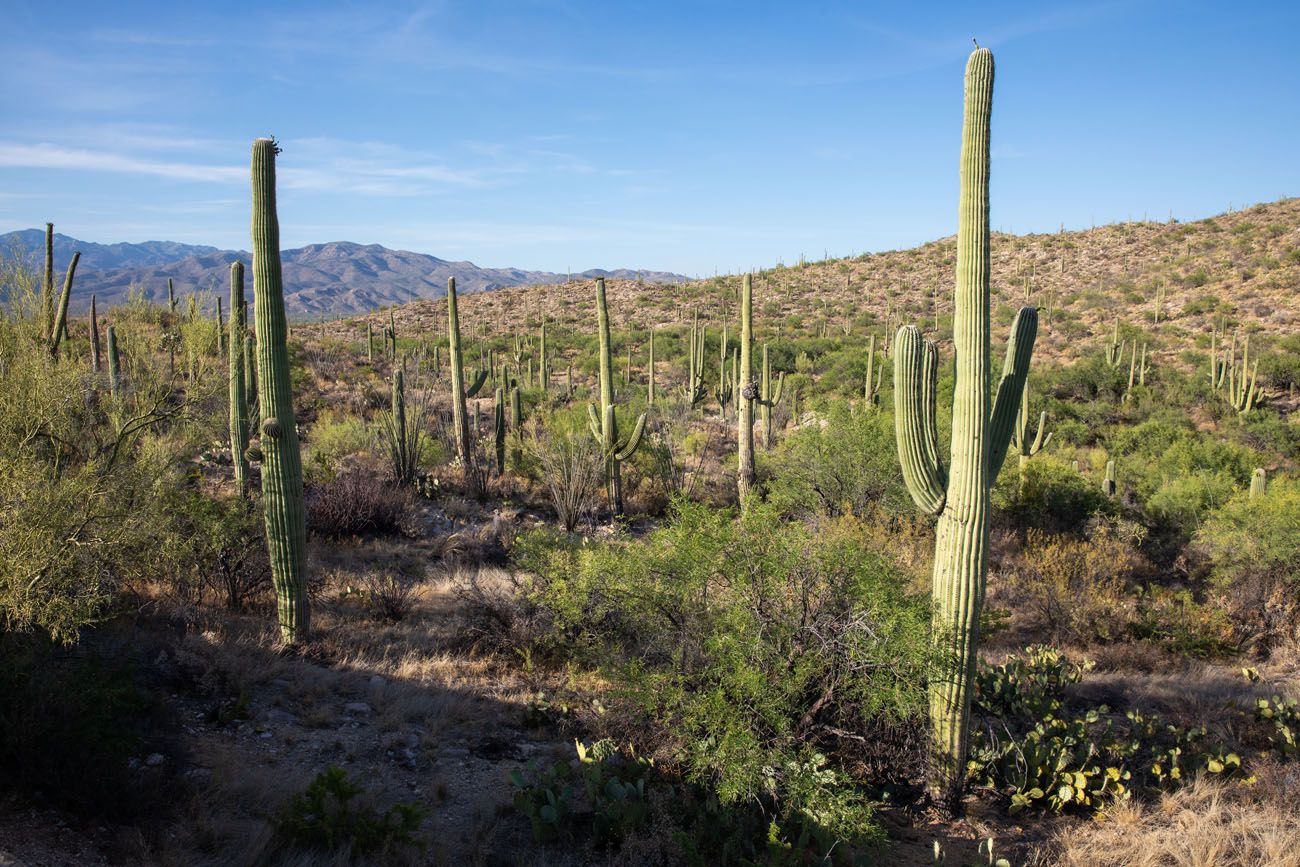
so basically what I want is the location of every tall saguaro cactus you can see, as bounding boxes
[447,276,489,464]
[737,273,758,500]
[48,252,80,358]
[89,294,101,373]
[1010,380,1051,489]
[42,223,54,342]
[229,261,250,499]
[587,278,646,516]
[107,324,121,398]
[250,138,309,644]
[758,343,784,449]
[892,47,1036,807]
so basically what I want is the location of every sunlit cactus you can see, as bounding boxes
[587,278,646,516]
[447,276,489,464]
[757,343,784,449]
[1250,467,1267,500]
[891,46,1037,808]
[48,251,79,359]
[250,137,309,645]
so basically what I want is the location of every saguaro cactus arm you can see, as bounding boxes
[987,307,1038,475]
[614,411,648,461]
[49,252,80,358]
[894,325,946,515]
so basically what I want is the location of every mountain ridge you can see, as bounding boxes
[0,229,688,317]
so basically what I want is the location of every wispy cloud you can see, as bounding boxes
[0,143,244,183]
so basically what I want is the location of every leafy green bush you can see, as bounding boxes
[994,458,1115,534]
[513,501,933,851]
[764,404,909,518]
[275,766,424,858]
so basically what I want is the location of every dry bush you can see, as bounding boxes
[1002,527,1144,644]
[1048,767,1300,867]
[531,427,602,531]
[305,469,414,539]
[361,572,419,622]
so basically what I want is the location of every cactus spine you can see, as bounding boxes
[250,138,309,645]
[447,276,489,464]
[892,47,1036,807]
[48,252,79,358]
[1250,468,1267,500]
[89,294,101,372]
[737,273,757,500]
[229,261,250,498]
[758,343,784,449]
[587,278,646,516]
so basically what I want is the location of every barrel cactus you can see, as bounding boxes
[249,138,309,644]
[892,46,1037,807]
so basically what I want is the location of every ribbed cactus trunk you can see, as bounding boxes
[893,48,1035,809]
[737,274,756,500]
[1250,468,1267,500]
[539,318,549,393]
[448,276,472,463]
[647,327,655,407]
[42,223,54,343]
[250,138,309,645]
[596,278,622,512]
[392,368,408,480]
[90,294,101,373]
[107,325,121,398]
[168,278,176,314]
[493,386,506,474]
[367,322,374,362]
[48,252,79,359]
[229,261,250,499]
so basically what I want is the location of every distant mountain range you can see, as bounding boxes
[0,229,688,317]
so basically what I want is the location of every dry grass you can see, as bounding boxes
[1047,765,1300,867]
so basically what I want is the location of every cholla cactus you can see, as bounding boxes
[892,46,1037,807]
[587,278,646,516]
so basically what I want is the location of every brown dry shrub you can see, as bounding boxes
[305,468,414,539]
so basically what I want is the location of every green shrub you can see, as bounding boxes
[275,766,424,858]
[513,501,933,850]
[764,404,910,518]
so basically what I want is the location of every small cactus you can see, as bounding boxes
[757,343,784,449]
[1103,459,1117,497]
[1250,467,1267,500]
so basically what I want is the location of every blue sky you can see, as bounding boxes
[1,1,1298,275]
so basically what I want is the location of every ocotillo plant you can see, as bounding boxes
[737,273,758,499]
[107,324,121,398]
[1102,459,1117,497]
[587,277,646,516]
[892,46,1037,808]
[757,344,784,449]
[89,294,101,373]
[1250,468,1267,500]
[447,276,489,464]
[249,137,309,645]
[229,262,250,498]
[48,251,80,359]
[1010,380,1051,488]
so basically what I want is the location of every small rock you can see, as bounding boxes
[145,753,165,767]
[368,675,387,688]
[344,701,373,715]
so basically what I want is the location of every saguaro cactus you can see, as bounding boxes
[48,252,80,359]
[1010,380,1051,488]
[250,138,309,644]
[647,326,656,407]
[1102,459,1117,497]
[229,261,250,498]
[1104,319,1125,367]
[167,277,176,314]
[493,386,506,474]
[1250,467,1267,500]
[89,294,101,373]
[683,311,707,407]
[757,344,784,449]
[892,47,1036,807]
[864,333,881,407]
[42,223,54,343]
[447,276,489,463]
[737,274,760,499]
[587,278,646,516]
[107,324,121,398]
